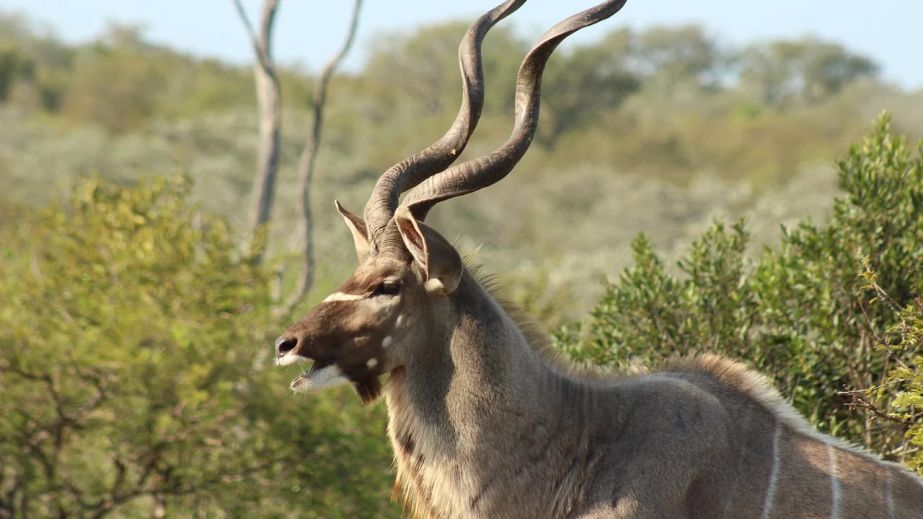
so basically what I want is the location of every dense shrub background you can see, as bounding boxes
[0,178,397,517]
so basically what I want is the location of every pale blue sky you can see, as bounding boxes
[3,0,921,89]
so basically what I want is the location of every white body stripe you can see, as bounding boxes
[885,471,894,519]
[323,292,364,303]
[827,441,841,519]
[761,424,783,519]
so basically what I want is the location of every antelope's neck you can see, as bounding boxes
[384,272,586,516]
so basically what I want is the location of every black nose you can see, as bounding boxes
[275,335,298,357]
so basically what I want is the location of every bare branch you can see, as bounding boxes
[232,0,278,72]
[233,0,283,264]
[840,390,911,426]
[231,0,260,59]
[286,0,364,308]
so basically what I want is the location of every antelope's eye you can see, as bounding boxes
[372,281,401,297]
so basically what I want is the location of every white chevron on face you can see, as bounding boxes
[322,292,365,303]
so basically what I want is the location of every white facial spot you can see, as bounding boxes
[276,354,307,367]
[382,336,393,348]
[395,315,404,327]
[322,292,364,303]
[290,364,349,393]
[366,358,379,368]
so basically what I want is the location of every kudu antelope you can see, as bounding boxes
[272,0,923,517]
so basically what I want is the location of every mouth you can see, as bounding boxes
[288,358,349,393]
[293,357,332,384]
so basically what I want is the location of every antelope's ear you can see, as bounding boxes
[335,200,371,263]
[394,206,462,295]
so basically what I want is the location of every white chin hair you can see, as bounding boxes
[276,353,308,367]
[290,365,349,393]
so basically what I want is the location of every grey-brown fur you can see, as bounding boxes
[376,269,923,518]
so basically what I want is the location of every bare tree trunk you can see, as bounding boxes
[286,0,363,309]
[234,0,282,264]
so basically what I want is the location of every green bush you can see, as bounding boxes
[859,275,923,475]
[881,302,923,474]
[0,177,397,517]
[559,115,923,472]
